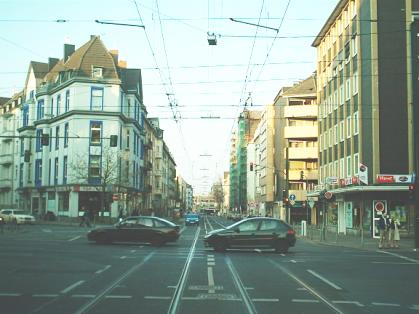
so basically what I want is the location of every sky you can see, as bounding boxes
[0,0,340,194]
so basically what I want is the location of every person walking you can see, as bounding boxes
[377,212,388,249]
[392,217,401,248]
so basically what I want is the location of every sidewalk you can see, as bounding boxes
[295,225,417,253]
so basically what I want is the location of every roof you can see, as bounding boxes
[44,35,119,83]
[282,75,316,98]
[0,97,10,106]
[30,61,49,79]
[119,68,143,102]
[312,0,348,47]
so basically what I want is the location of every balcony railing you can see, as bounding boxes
[288,147,318,160]
[288,169,318,181]
[0,154,13,165]
[284,126,318,139]
[284,105,317,118]
[0,178,12,189]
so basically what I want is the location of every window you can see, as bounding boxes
[22,105,29,127]
[36,129,42,152]
[64,123,69,147]
[65,90,70,112]
[353,111,359,135]
[126,129,130,149]
[352,71,358,95]
[63,156,67,184]
[328,129,332,148]
[55,126,60,150]
[345,78,351,100]
[50,98,54,116]
[56,94,61,116]
[49,129,52,152]
[340,158,345,178]
[49,159,51,185]
[37,99,44,120]
[351,35,358,56]
[35,159,42,187]
[334,124,338,144]
[92,67,103,78]
[90,121,102,145]
[339,120,345,141]
[20,139,24,156]
[89,155,101,178]
[54,157,59,185]
[346,156,352,177]
[346,116,352,138]
[91,87,103,110]
[19,163,23,187]
[339,84,344,106]
[353,153,359,175]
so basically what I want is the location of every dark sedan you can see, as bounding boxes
[204,217,296,253]
[87,216,180,246]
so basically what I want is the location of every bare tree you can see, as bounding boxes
[69,147,121,213]
[211,180,224,210]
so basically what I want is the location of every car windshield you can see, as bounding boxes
[14,210,28,215]
[186,214,199,219]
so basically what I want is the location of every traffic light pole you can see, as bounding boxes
[412,19,419,249]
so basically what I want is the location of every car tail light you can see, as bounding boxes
[287,229,295,235]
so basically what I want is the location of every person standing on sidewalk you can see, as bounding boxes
[377,212,389,249]
[390,216,401,248]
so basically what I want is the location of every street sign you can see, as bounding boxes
[374,200,385,212]
[308,200,315,208]
[324,191,333,200]
[289,200,296,206]
[289,194,296,201]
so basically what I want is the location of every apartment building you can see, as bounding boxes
[273,76,318,223]
[15,36,146,218]
[312,0,418,236]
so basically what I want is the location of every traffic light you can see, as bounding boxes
[24,150,30,162]
[409,184,415,200]
[300,170,304,180]
[249,162,254,171]
[41,133,49,146]
[282,189,289,204]
[110,135,118,147]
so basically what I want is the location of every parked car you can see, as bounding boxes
[87,216,181,245]
[185,213,200,226]
[0,209,36,224]
[204,217,296,253]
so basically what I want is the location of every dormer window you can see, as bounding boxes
[92,67,103,78]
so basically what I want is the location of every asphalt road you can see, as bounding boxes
[1,215,419,314]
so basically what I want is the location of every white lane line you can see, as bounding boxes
[378,250,419,264]
[307,270,343,291]
[207,262,215,266]
[297,287,307,291]
[207,257,215,262]
[95,265,111,274]
[252,298,279,302]
[72,294,96,298]
[372,261,416,265]
[292,299,320,303]
[409,305,419,310]
[167,286,177,289]
[280,253,285,257]
[333,301,364,307]
[105,295,132,299]
[208,254,214,258]
[145,296,172,300]
[290,259,297,263]
[33,294,59,298]
[68,235,81,242]
[254,249,262,253]
[130,250,136,253]
[42,229,52,233]
[61,280,85,294]
[179,226,187,234]
[372,302,401,307]
[0,293,22,297]
[208,267,215,294]
[120,256,127,259]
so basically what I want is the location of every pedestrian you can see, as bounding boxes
[391,216,401,248]
[377,212,388,249]
[118,206,124,222]
[79,206,91,227]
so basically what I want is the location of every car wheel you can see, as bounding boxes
[214,241,227,252]
[274,240,289,253]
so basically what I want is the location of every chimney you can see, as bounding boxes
[63,44,75,62]
[109,50,119,66]
[118,60,127,68]
[48,57,59,71]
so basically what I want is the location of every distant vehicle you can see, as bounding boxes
[204,217,296,253]
[203,208,216,215]
[87,216,180,245]
[185,213,200,226]
[0,209,36,224]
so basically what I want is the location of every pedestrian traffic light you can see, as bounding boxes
[282,189,289,204]
[24,150,30,162]
[41,133,49,146]
[110,135,118,147]
[249,162,254,171]
[409,184,415,200]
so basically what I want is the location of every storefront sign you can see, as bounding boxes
[358,163,368,185]
[326,177,338,185]
[376,174,414,184]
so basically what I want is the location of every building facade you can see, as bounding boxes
[312,0,417,236]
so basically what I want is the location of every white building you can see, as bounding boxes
[16,36,147,218]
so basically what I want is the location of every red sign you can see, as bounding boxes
[374,201,385,212]
[376,175,395,183]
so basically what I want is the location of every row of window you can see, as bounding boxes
[319,152,360,182]
[34,123,69,152]
[319,111,359,150]
[25,156,68,188]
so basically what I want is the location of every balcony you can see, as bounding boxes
[155,152,163,159]
[1,130,14,141]
[284,105,317,118]
[0,178,12,189]
[289,169,318,181]
[288,147,318,160]
[284,126,318,139]
[0,154,13,165]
